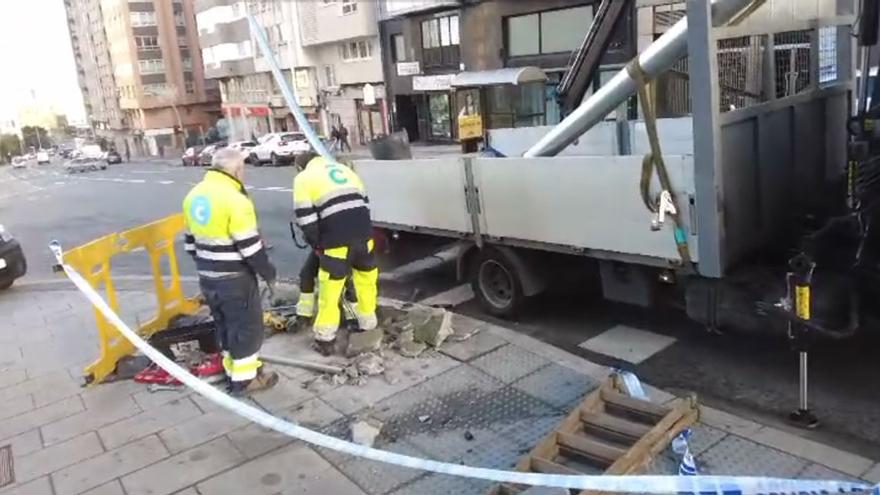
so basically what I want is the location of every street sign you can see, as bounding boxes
[458,114,483,140]
[397,61,421,76]
[413,74,454,91]
[363,84,376,105]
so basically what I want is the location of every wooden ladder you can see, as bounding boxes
[490,377,699,495]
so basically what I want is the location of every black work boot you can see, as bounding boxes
[312,338,337,357]
[229,369,279,397]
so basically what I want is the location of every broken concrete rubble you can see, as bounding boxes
[351,419,383,447]
[355,354,385,376]
[410,306,454,347]
[346,327,384,356]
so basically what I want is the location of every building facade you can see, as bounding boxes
[64,0,128,150]
[195,0,388,147]
[296,0,388,145]
[378,0,636,142]
[100,0,220,156]
[196,0,322,142]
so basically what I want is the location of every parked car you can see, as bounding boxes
[228,141,258,162]
[0,224,27,290]
[106,150,123,164]
[11,157,26,169]
[36,151,50,165]
[181,146,203,167]
[65,157,105,174]
[199,142,227,166]
[250,132,310,166]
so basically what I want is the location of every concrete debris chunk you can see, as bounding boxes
[355,354,385,376]
[410,307,454,347]
[346,327,384,357]
[351,419,383,447]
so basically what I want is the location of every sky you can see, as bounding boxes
[0,0,86,124]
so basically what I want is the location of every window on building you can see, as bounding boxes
[421,14,460,69]
[129,11,156,27]
[143,83,168,96]
[324,65,337,86]
[178,36,187,47]
[181,57,192,70]
[340,40,372,61]
[391,34,406,62]
[341,0,356,15]
[138,58,165,74]
[135,35,159,50]
[505,5,593,58]
[185,81,195,93]
[322,0,335,4]
[174,12,185,27]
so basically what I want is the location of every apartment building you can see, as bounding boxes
[196,0,387,146]
[378,0,635,142]
[102,0,220,156]
[196,0,321,142]
[64,0,127,150]
[297,0,388,145]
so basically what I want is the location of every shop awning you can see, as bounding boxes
[451,67,547,88]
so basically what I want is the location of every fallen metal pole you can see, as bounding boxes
[523,0,762,158]
[261,354,345,375]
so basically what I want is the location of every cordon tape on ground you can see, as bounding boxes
[49,241,878,495]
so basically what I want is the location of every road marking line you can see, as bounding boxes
[419,284,475,307]
[158,180,174,185]
[260,186,285,191]
[578,325,677,364]
[128,179,146,183]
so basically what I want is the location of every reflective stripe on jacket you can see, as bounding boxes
[183,169,276,281]
[292,156,371,248]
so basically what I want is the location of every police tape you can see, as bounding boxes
[49,242,878,495]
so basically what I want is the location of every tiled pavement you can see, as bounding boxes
[0,285,877,495]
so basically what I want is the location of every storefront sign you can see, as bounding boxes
[457,114,483,141]
[413,74,454,91]
[223,106,242,116]
[246,106,269,117]
[396,61,421,76]
[363,84,376,105]
[295,69,311,89]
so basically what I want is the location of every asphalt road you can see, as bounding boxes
[2,156,879,461]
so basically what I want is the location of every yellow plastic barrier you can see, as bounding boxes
[63,213,201,385]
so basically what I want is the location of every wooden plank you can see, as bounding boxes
[603,397,697,475]
[601,388,671,420]
[581,411,653,440]
[530,456,585,476]
[557,432,626,465]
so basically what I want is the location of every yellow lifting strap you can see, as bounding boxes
[61,213,202,385]
[626,58,695,270]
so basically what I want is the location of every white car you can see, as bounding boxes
[250,132,311,167]
[36,151,50,165]
[11,157,26,169]
[228,140,257,162]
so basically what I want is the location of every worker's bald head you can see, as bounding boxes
[212,147,245,180]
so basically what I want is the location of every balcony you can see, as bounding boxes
[379,0,460,20]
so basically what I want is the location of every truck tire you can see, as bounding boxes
[471,247,524,319]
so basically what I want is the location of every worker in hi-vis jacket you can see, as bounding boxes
[292,151,378,356]
[183,147,279,395]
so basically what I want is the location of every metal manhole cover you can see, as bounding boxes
[0,445,13,488]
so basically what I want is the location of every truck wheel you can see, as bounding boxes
[0,279,12,290]
[471,247,524,319]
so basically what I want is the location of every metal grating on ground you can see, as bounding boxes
[697,435,809,477]
[0,445,13,488]
[512,363,600,411]
[470,345,550,383]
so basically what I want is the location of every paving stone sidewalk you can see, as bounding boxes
[0,285,877,495]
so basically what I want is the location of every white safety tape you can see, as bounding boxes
[49,242,878,495]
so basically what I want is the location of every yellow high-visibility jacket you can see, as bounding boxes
[293,156,371,249]
[183,169,275,281]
